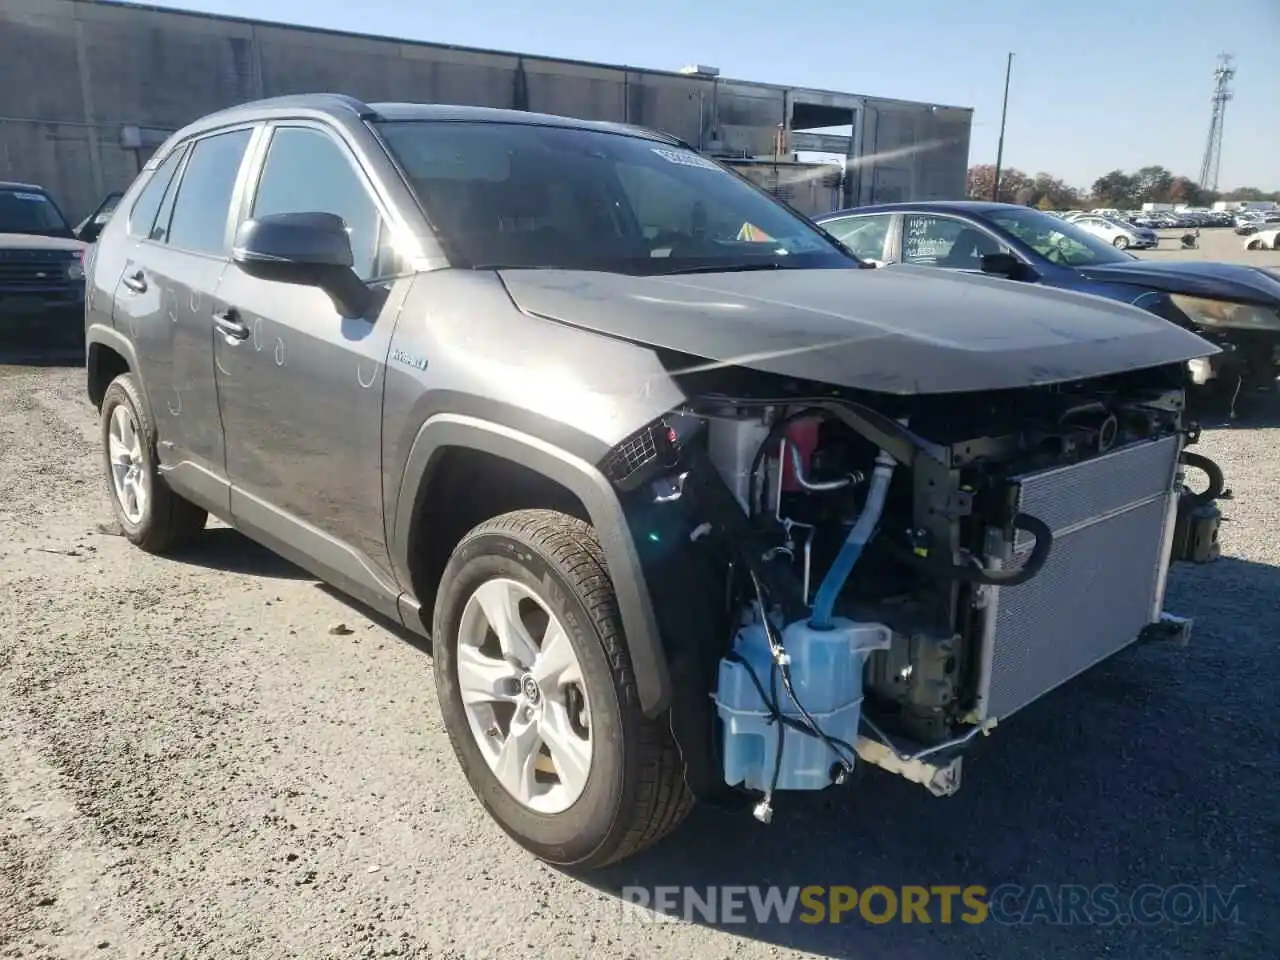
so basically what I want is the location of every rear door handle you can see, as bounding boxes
[121,269,147,294]
[213,307,250,341]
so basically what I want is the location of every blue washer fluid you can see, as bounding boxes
[715,617,893,792]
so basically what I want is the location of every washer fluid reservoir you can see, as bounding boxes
[715,617,892,792]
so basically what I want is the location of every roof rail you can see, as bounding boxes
[235,92,381,120]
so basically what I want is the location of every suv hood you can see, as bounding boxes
[0,232,84,252]
[1078,260,1280,307]
[498,264,1215,395]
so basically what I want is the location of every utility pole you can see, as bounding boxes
[991,52,1014,202]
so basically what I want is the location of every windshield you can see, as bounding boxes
[375,120,856,274]
[986,206,1135,267]
[0,188,72,238]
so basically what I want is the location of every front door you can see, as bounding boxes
[213,122,410,614]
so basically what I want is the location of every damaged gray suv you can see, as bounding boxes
[84,93,1227,869]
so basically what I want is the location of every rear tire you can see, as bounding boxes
[100,373,207,553]
[433,509,693,868]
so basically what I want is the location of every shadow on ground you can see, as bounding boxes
[165,527,313,581]
[572,555,1278,960]
[152,525,433,651]
[0,344,84,370]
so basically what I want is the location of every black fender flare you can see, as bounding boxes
[85,323,150,414]
[392,412,672,716]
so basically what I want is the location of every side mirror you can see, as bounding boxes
[232,211,370,318]
[980,251,1029,280]
[76,221,103,244]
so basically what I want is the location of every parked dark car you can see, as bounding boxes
[816,201,1280,413]
[85,94,1225,870]
[0,180,87,350]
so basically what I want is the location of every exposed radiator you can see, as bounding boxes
[975,434,1182,721]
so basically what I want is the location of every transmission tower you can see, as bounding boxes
[1198,54,1235,192]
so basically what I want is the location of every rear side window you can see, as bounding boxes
[166,128,253,256]
[127,145,186,239]
[822,214,892,261]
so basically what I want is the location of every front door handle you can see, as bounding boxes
[121,269,147,294]
[213,307,250,342]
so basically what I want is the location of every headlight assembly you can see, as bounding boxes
[1169,293,1280,331]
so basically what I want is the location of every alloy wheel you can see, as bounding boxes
[455,577,593,814]
[108,403,149,524]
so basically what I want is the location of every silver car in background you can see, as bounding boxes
[1072,214,1159,250]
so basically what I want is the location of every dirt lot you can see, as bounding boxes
[1142,225,1280,268]
[2,244,1278,957]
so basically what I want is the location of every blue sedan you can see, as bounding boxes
[814,201,1280,412]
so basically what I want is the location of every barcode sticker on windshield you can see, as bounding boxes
[651,148,719,171]
[12,192,47,202]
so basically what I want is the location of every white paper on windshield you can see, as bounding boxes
[11,192,48,202]
[650,148,720,171]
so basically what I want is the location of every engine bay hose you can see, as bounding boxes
[886,512,1053,587]
[808,450,897,630]
[1180,451,1225,506]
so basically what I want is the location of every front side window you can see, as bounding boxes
[821,215,892,261]
[989,207,1134,267]
[0,187,71,238]
[250,126,391,281]
[375,120,855,275]
[166,128,253,256]
[902,214,1003,268]
[128,145,186,239]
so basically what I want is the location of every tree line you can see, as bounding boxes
[965,164,1280,209]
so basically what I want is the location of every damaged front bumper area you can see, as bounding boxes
[598,368,1228,818]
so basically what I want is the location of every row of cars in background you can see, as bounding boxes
[815,200,1280,417]
[1051,206,1280,247]
[3,170,1278,416]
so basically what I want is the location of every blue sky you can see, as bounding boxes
[145,0,1280,192]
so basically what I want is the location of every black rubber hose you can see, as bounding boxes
[974,513,1054,586]
[1181,451,1225,506]
[886,512,1054,587]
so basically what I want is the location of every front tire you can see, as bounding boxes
[1113,235,1130,249]
[433,509,692,868]
[100,373,207,553]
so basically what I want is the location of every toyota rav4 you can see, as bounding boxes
[85,94,1227,869]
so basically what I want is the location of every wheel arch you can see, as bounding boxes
[393,413,672,716]
[86,324,142,412]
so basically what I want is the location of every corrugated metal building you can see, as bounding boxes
[0,0,973,220]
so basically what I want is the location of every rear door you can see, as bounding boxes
[900,213,1009,272]
[212,121,411,611]
[112,125,258,513]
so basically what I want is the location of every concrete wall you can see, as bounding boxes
[0,0,972,220]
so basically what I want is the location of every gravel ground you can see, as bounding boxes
[1,354,1277,959]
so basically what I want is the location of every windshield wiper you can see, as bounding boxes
[656,261,800,276]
